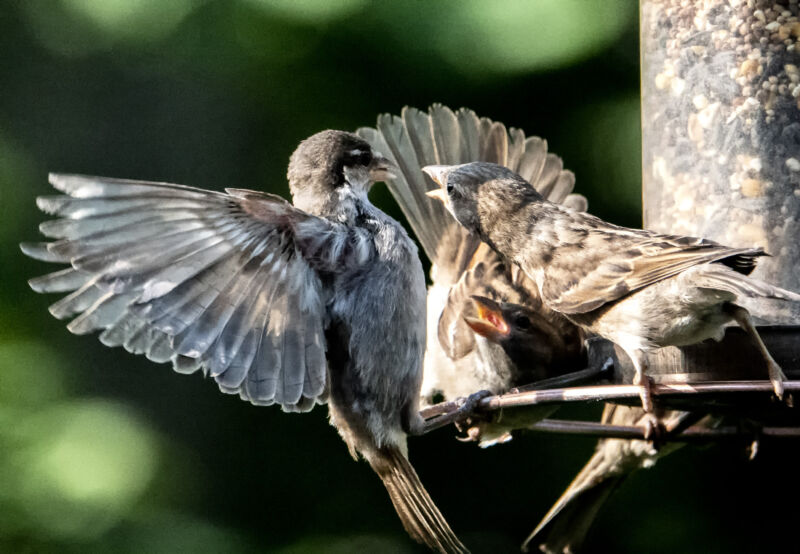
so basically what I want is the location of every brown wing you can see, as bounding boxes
[538,216,765,314]
[437,243,512,359]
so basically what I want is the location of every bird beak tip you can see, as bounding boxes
[369,155,398,182]
[425,189,448,203]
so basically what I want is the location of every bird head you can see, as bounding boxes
[288,130,395,214]
[423,162,538,237]
[465,294,563,371]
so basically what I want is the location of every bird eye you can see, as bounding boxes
[513,315,531,330]
[446,182,454,194]
[347,150,372,167]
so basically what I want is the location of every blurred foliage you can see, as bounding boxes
[2,0,799,553]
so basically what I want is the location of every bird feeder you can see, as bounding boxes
[423,1,800,442]
[640,0,800,323]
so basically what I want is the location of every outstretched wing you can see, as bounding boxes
[21,174,344,412]
[358,103,582,279]
[359,104,585,365]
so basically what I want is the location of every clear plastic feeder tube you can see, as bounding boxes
[641,0,800,319]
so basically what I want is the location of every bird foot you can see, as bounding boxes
[767,360,788,403]
[641,413,666,447]
[453,390,493,432]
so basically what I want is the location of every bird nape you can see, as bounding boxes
[20,130,467,554]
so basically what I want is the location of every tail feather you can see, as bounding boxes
[368,446,469,554]
[522,455,624,553]
[697,265,800,303]
[525,406,689,553]
[357,104,582,273]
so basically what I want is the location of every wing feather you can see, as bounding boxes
[537,214,767,314]
[360,105,584,365]
[22,173,336,411]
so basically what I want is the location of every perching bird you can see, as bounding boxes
[424,161,800,415]
[20,130,467,553]
[357,105,587,407]
[524,405,697,553]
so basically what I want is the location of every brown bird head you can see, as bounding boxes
[465,294,572,375]
[288,130,395,214]
[423,162,541,239]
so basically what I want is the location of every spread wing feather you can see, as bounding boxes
[359,104,583,274]
[22,173,336,411]
[359,104,584,363]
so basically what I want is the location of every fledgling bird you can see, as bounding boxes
[424,161,800,414]
[357,105,587,407]
[20,131,467,553]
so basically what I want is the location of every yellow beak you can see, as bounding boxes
[422,165,451,205]
[425,189,448,203]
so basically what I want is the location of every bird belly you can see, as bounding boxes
[327,236,427,451]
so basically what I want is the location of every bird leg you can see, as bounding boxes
[630,349,654,413]
[629,349,663,442]
[726,304,787,401]
[417,390,494,435]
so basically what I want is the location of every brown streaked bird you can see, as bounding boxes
[524,405,708,553]
[357,105,587,410]
[21,130,468,553]
[424,161,800,418]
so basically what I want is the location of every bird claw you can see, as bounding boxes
[453,390,493,432]
[641,413,666,447]
[767,360,788,403]
[455,426,483,442]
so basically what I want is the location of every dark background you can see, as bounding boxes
[1,1,798,552]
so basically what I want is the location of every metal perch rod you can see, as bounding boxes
[420,380,800,435]
[482,380,800,410]
[527,419,800,441]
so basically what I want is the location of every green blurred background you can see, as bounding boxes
[1,1,798,552]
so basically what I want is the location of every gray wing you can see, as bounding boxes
[21,174,339,412]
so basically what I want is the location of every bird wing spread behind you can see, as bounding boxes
[536,213,766,314]
[358,104,583,362]
[358,103,581,281]
[22,174,339,411]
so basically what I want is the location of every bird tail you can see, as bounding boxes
[367,446,469,554]
[522,450,624,553]
[697,265,800,303]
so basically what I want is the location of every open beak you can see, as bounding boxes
[463,295,510,338]
[422,165,451,206]
[369,153,397,183]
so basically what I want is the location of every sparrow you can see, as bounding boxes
[523,405,702,553]
[20,130,467,553]
[357,105,587,408]
[423,161,800,415]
